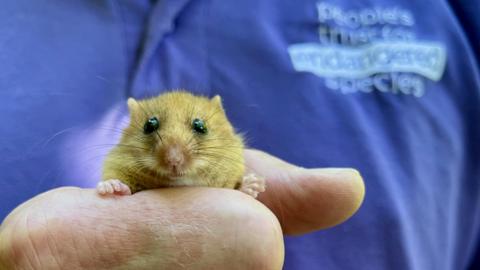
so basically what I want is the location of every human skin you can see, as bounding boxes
[0,149,365,270]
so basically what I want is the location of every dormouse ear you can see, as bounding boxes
[211,95,224,110]
[127,97,139,113]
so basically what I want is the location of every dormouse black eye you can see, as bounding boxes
[143,117,159,134]
[192,118,207,134]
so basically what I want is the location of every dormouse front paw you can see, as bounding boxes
[239,173,266,198]
[97,179,132,196]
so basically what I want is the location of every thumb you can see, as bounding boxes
[244,149,365,235]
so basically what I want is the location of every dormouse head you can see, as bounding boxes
[121,91,243,184]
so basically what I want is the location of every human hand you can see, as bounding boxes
[0,149,364,269]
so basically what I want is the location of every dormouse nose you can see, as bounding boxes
[164,144,185,167]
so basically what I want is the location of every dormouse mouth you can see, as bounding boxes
[160,163,187,179]
[167,171,186,179]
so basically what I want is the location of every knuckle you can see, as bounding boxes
[221,197,284,270]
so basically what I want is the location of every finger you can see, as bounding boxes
[244,149,365,235]
[0,187,284,270]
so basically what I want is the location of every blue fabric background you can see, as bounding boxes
[0,1,479,269]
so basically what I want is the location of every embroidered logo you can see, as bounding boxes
[288,2,447,97]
